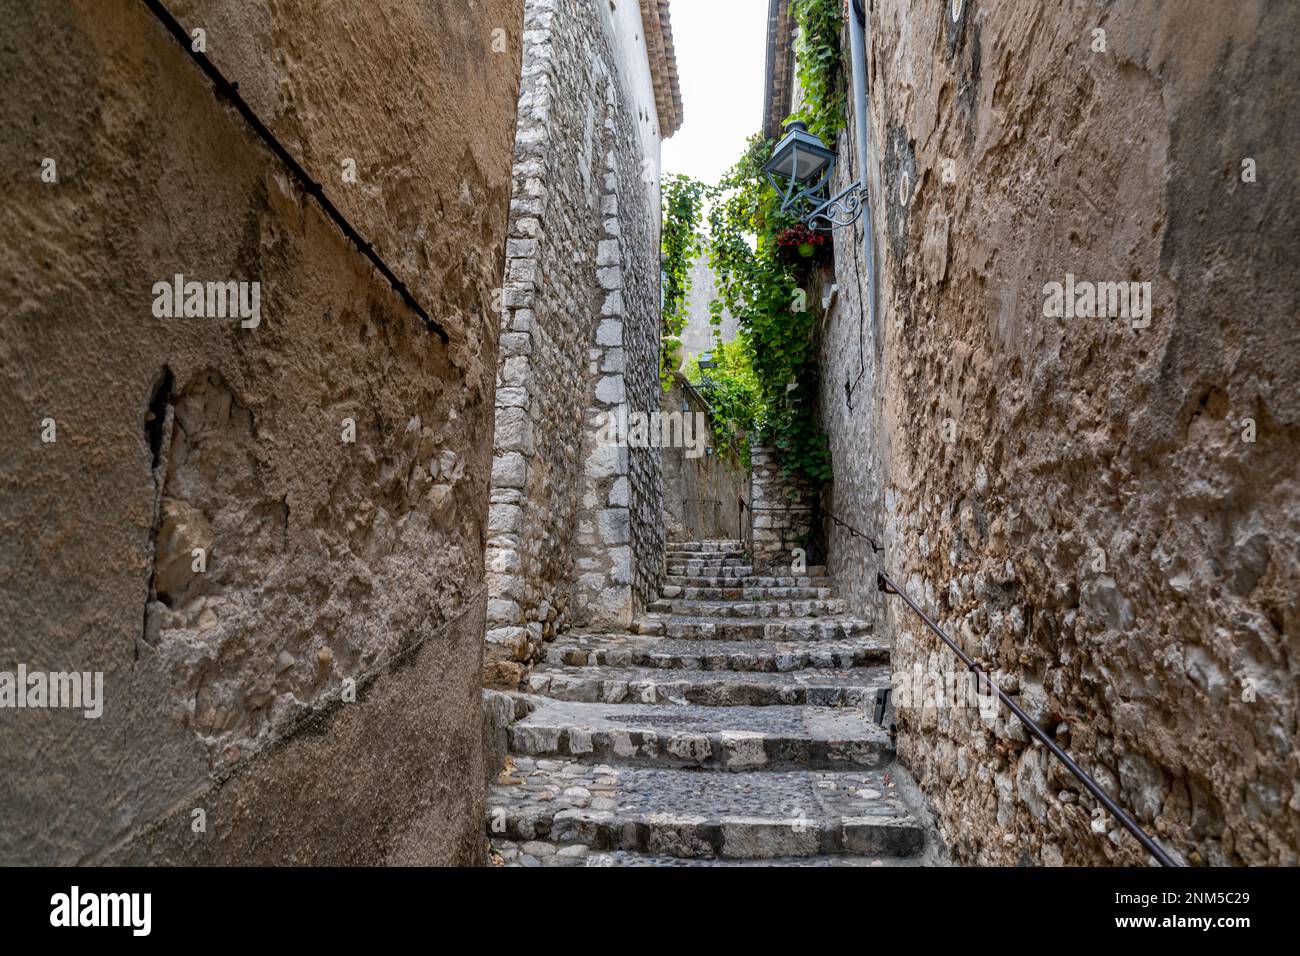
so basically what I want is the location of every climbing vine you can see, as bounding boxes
[684,333,764,469]
[705,136,832,486]
[663,1,847,484]
[660,173,710,386]
[789,0,847,147]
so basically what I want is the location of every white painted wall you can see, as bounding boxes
[596,0,665,217]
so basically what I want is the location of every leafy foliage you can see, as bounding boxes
[660,174,710,386]
[684,333,764,468]
[705,137,832,486]
[789,0,847,147]
[661,0,849,486]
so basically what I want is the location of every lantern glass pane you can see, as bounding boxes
[768,148,797,178]
[795,149,831,181]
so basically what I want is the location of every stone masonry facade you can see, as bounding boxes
[484,0,676,685]
[1,0,523,865]
[812,1,1299,865]
[749,445,813,571]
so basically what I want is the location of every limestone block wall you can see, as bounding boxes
[0,0,523,864]
[484,0,666,685]
[749,446,813,570]
[819,0,1299,865]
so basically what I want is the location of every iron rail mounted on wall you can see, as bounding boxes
[824,511,1179,867]
[738,495,752,554]
[139,0,449,344]
[824,508,884,553]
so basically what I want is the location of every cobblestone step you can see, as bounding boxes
[666,540,743,552]
[544,634,890,671]
[665,563,754,577]
[486,536,933,867]
[647,598,849,618]
[663,549,749,560]
[665,564,829,579]
[634,616,874,641]
[486,761,923,860]
[506,697,893,769]
[492,843,925,866]
[661,584,835,600]
[663,574,834,589]
[525,663,890,706]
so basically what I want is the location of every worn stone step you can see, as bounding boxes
[492,842,924,866]
[634,616,874,642]
[664,575,834,589]
[486,761,923,860]
[661,584,835,601]
[648,598,849,618]
[663,549,748,560]
[666,553,751,562]
[665,562,754,576]
[667,540,743,552]
[666,565,830,580]
[544,633,890,672]
[525,663,890,707]
[506,697,893,770]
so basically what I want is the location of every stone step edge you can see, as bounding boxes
[525,673,889,707]
[490,843,921,867]
[543,644,890,672]
[488,807,924,860]
[506,721,893,771]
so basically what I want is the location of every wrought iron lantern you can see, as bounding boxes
[762,121,866,231]
[696,351,716,389]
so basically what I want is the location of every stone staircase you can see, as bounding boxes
[486,539,938,866]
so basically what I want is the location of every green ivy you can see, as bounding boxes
[705,136,832,487]
[684,333,764,469]
[789,0,846,147]
[660,174,709,386]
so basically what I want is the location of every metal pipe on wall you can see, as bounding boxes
[846,0,877,342]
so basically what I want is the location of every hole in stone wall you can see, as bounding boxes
[145,365,174,472]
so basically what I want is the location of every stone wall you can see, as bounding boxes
[661,377,746,542]
[0,0,522,865]
[484,0,668,686]
[750,446,813,570]
[676,258,738,367]
[818,0,1299,865]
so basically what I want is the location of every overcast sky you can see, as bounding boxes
[661,0,770,185]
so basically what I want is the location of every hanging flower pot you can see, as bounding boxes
[775,224,830,266]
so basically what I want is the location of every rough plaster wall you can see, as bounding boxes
[0,0,522,865]
[676,258,738,367]
[484,0,664,685]
[169,0,522,326]
[820,0,1299,866]
[660,379,745,542]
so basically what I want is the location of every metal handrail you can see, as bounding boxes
[818,509,1178,866]
[140,0,447,344]
[738,496,752,554]
[680,376,727,439]
[824,508,884,553]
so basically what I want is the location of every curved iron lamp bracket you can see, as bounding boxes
[775,175,867,233]
[803,180,867,232]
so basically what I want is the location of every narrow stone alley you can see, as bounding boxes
[2,0,1297,910]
